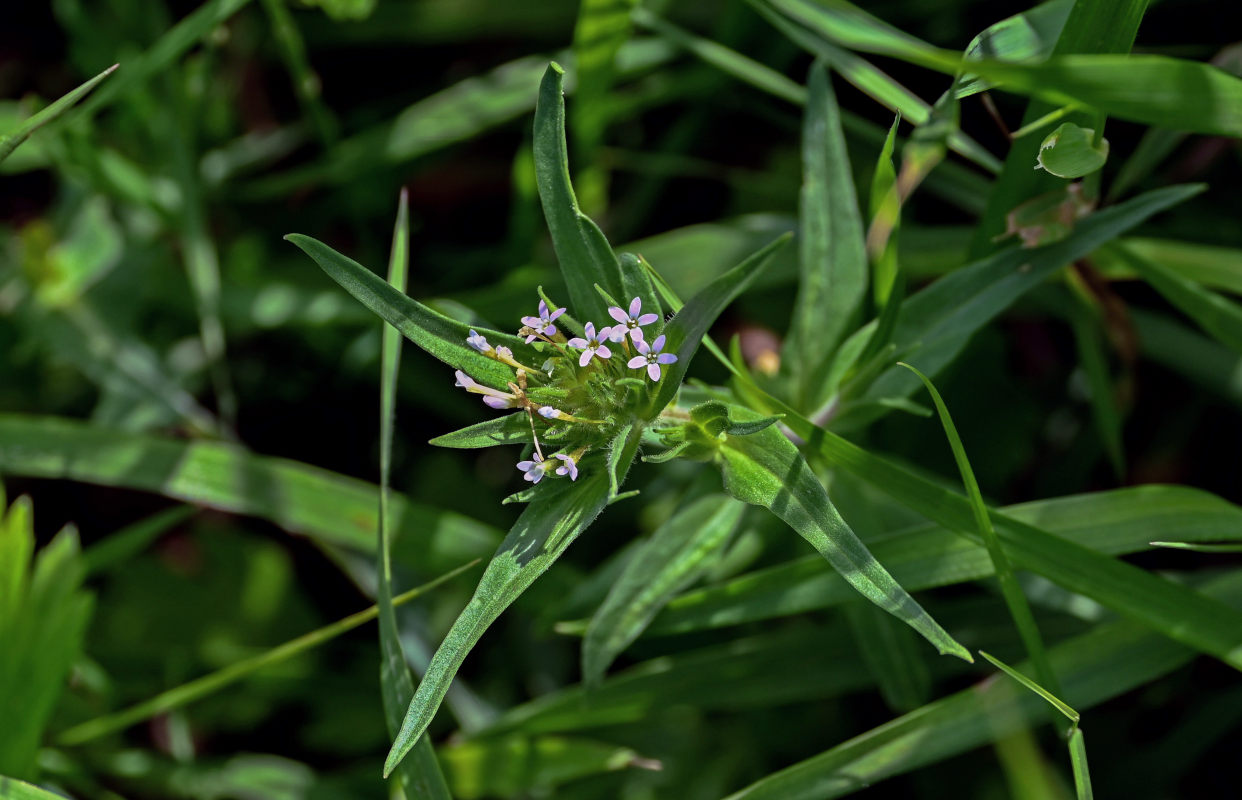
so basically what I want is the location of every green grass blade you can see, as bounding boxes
[720,569,1242,800]
[1151,541,1242,553]
[979,651,1078,726]
[647,485,1242,634]
[1116,246,1242,354]
[842,600,931,712]
[716,404,970,661]
[649,234,792,417]
[954,0,1073,98]
[1101,239,1242,296]
[1068,297,1125,477]
[285,233,535,390]
[582,495,744,684]
[0,64,117,163]
[786,62,867,412]
[258,0,339,147]
[441,734,650,797]
[383,424,644,777]
[1068,728,1094,800]
[429,413,537,449]
[534,62,638,324]
[0,775,79,800]
[901,363,1059,695]
[56,562,478,746]
[378,190,452,799]
[843,184,1201,422]
[1131,309,1242,407]
[78,0,252,118]
[0,415,500,571]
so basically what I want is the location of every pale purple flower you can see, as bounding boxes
[627,334,678,381]
[608,296,660,341]
[454,369,520,409]
[567,322,613,367]
[465,329,492,353]
[516,452,554,483]
[520,300,566,343]
[554,453,579,480]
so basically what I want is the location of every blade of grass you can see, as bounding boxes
[1114,246,1242,354]
[56,560,479,746]
[378,190,452,799]
[82,506,196,575]
[0,415,500,571]
[1067,292,1125,478]
[258,0,339,147]
[902,363,1059,697]
[0,64,117,163]
[1150,542,1242,553]
[0,774,79,800]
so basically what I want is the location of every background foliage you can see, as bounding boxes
[2,0,1242,797]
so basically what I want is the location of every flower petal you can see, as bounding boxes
[538,299,549,317]
[607,306,628,323]
[627,355,647,369]
[651,334,667,352]
[521,316,540,327]
[538,406,557,418]
[609,326,627,343]
[596,344,611,359]
[629,296,642,317]
[454,370,474,388]
[647,363,661,381]
[524,334,538,344]
[579,349,593,368]
[636,313,659,326]
[584,322,596,339]
[567,337,587,348]
[543,324,558,337]
[516,460,534,471]
[656,353,678,364]
[549,307,566,321]
[634,337,651,355]
[482,396,510,409]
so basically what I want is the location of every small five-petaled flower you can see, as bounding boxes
[521,300,566,343]
[628,334,677,381]
[608,297,660,342]
[567,322,613,367]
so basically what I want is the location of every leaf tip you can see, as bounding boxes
[548,60,565,76]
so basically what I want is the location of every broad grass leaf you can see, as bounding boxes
[954,0,1073,98]
[441,734,646,798]
[716,403,970,661]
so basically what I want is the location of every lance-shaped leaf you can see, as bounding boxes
[383,424,644,777]
[954,0,1073,98]
[0,64,117,164]
[533,63,657,323]
[0,774,81,800]
[376,191,452,799]
[714,403,970,661]
[582,494,744,684]
[430,413,539,449]
[785,61,867,412]
[285,233,535,390]
[649,234,792,416]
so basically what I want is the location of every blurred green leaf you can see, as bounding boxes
[57,561,477,746]
[716,403,970,661]
[0,415,499,571]
[786,62,867,412]
[955,0,1073,98]
[842,599,931,712]
[384,425,643,777]
[0,63,116,164]
[582,494,744,684]
[1116,247,1242,354]
[441,734,649,798]
[0,775,78,800]
[1098,239,1242,296]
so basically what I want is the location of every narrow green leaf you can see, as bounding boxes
[384,424,644,777]
[841,600,931,712]
[534,62,629,323]
[1069,728,1094,800]
[1036,122,1109,178]
[954,0,1073,98]
[0,775,77,800]
[787,62,867,412]
[57,562,478,746]
[716,403,970,661]
[648,485,1242,634]
[82,505,196,575]
[1116,247,1242,354]
[0,64,117,164]
[1151,541,1242,553]
[1131,309,1242,407]
[441,734,649,798]
[1068,298,1125,477]
[843,184,1201,422]
[285,233,535,390]
[902,363,1059,696]
[582,495,744,683]
[429,413,538,449]
[720,569,1242,800]
[1101,238,1242,296]
[377,191,452,799]
[0,415,500,572]
[649,234,792,416]
[980,651,1078,726]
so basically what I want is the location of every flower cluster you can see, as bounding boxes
[453,294,676,487]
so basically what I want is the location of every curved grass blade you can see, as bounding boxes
[377,190,452,798]
[716,404,970,661]
[0,775,78,800]
[582,495,743,684]
[534,62,644,324]
[82,505,195,575]
[383,424,644,777]
[649,234,792,417]
[0,64,117,164]
[441,734,652,798]
[1068,296,1125,477]
[56,561,479,746]
[647,485,1242,635]
[1151,541,1242,553]
[0,415,500,572]
[1116,246,1242,354]
[786,62,867,412]
[979,651,1078,727]
[285,233,535,390]
[902,363,1059,695]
